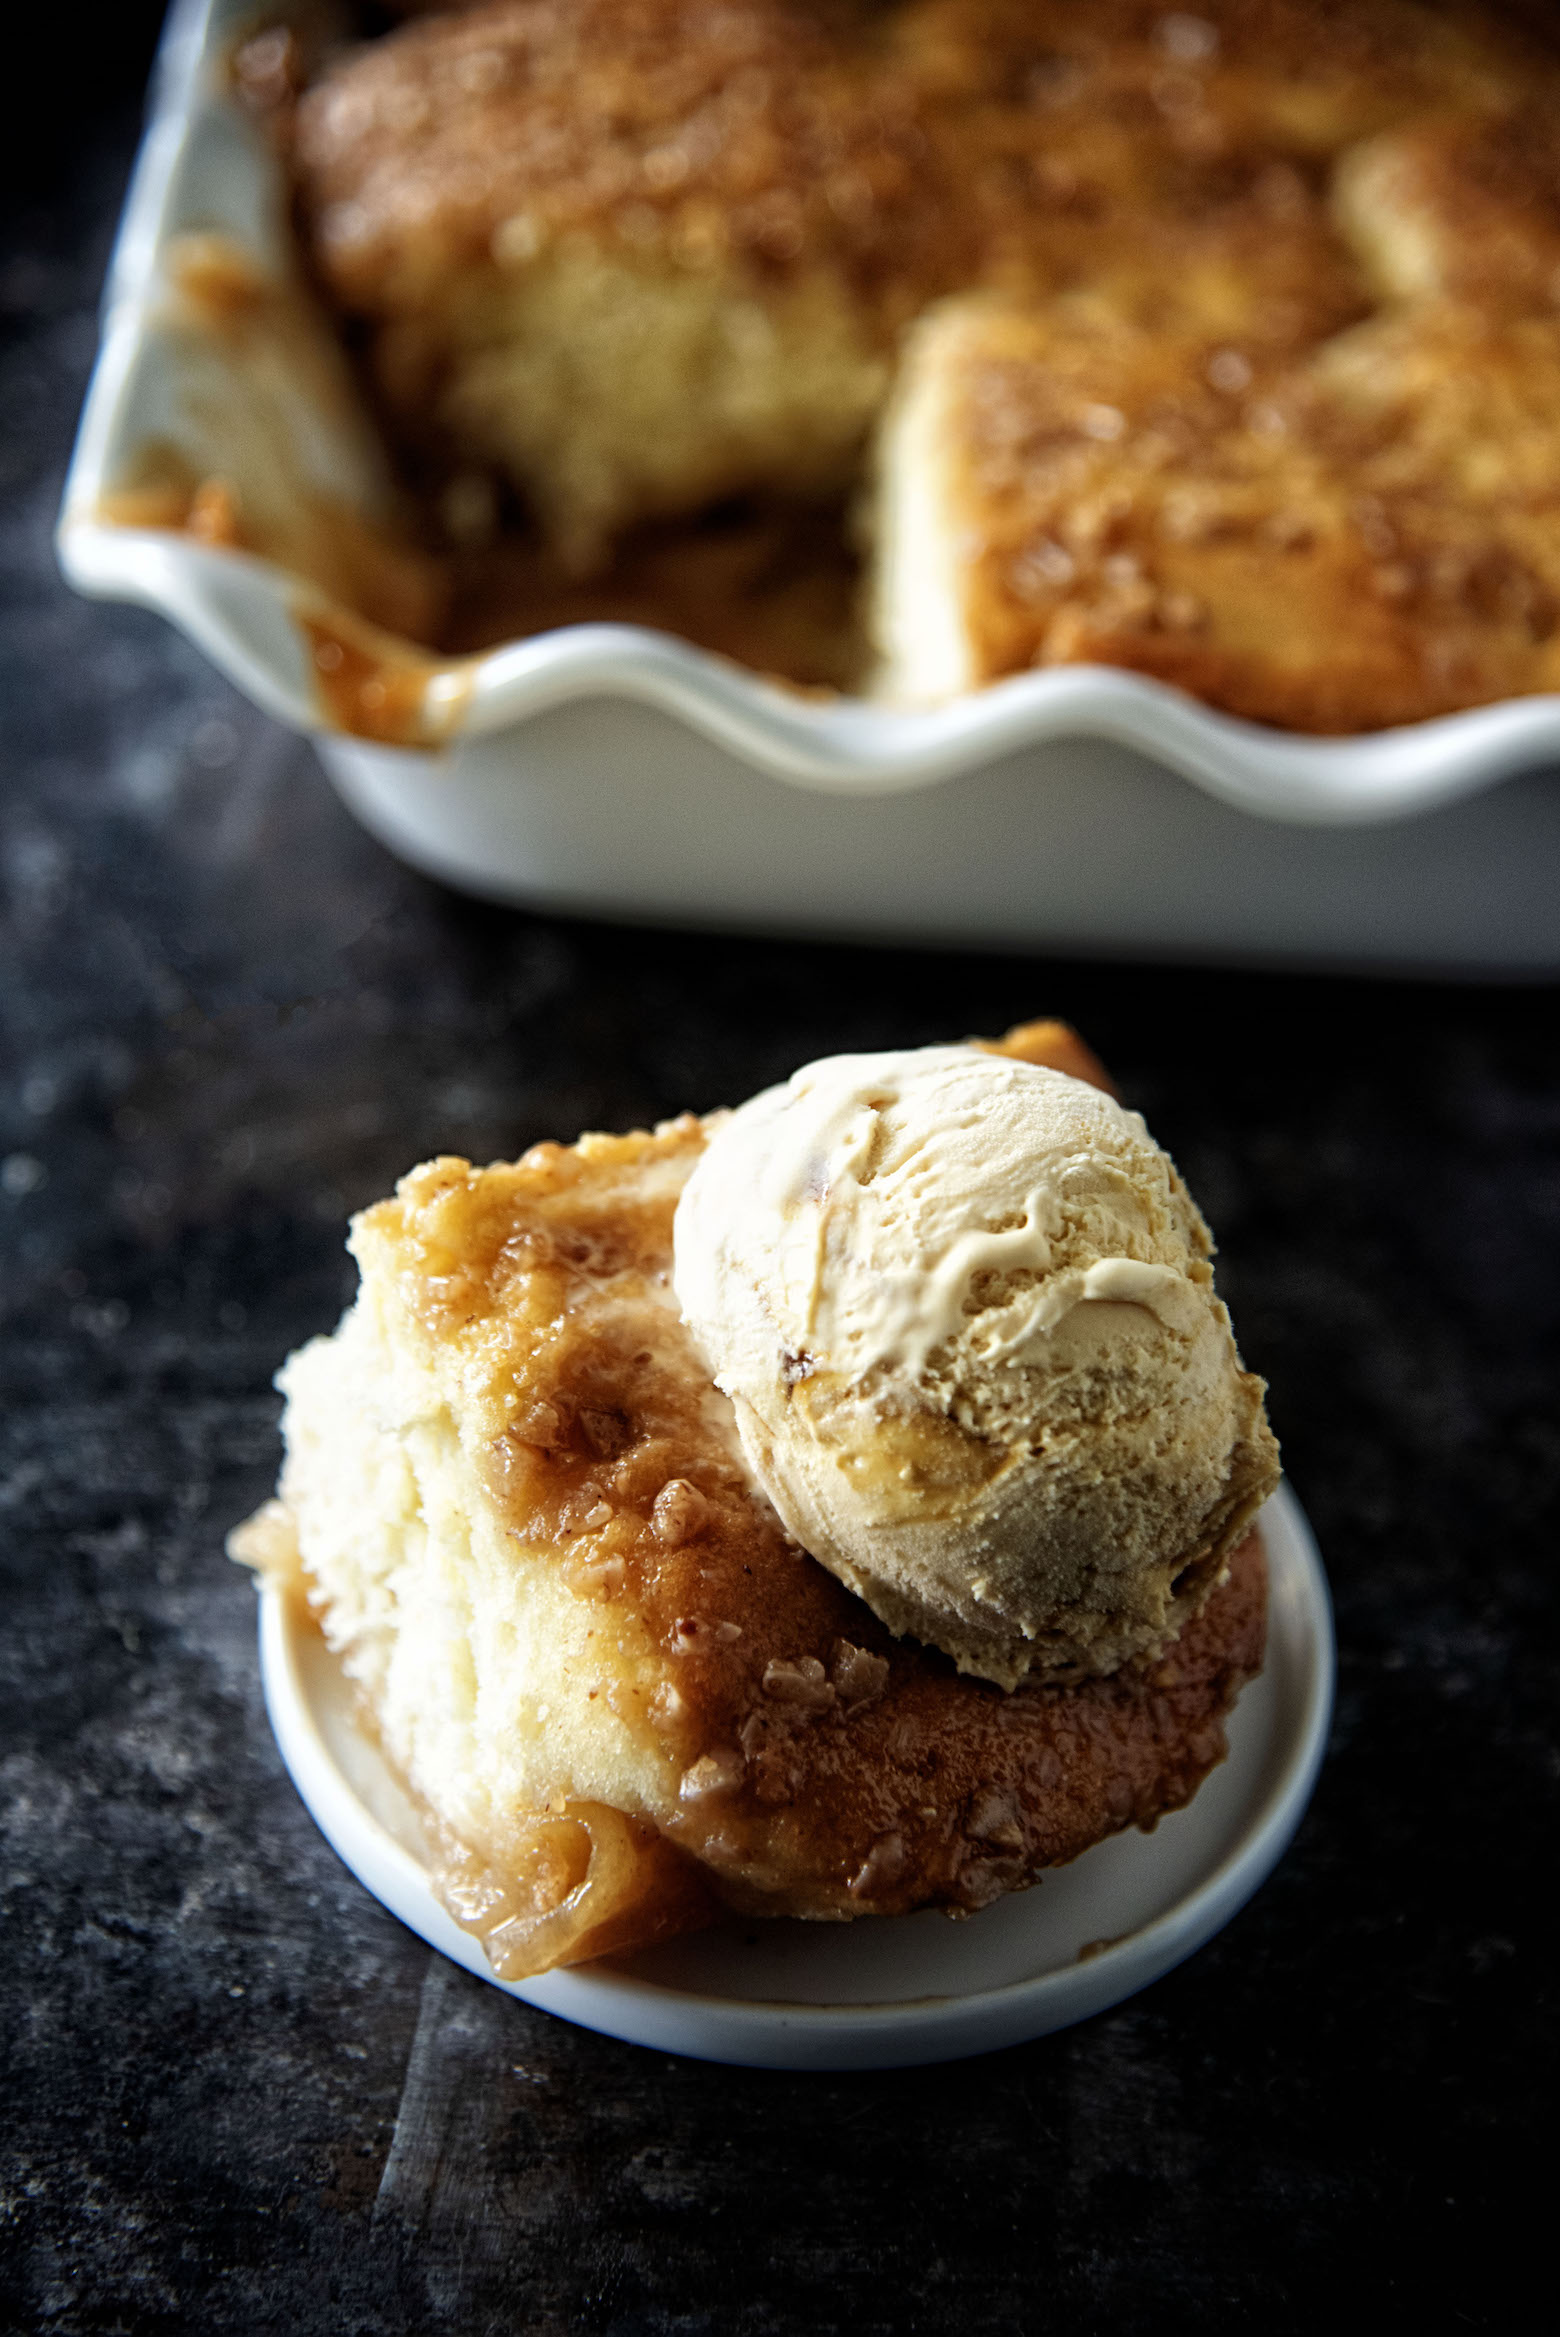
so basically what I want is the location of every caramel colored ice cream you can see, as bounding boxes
[673,1045,1279,1688]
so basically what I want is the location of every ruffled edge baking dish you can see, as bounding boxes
[58,0,1560,835]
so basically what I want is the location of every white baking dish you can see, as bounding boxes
[59,0,1560,968]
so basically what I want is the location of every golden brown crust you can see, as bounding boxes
[888,0,1529,337]
[293,1,968,318]
[288,3,982,570]
[271,2,1560,729]
[291,0,1414,344]
[921,293,1560,731]
[1336,100,1560,308]
[295,0,1548,306]
[350,1089,1265,1927]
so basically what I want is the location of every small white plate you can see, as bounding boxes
[257,1484,1332,2069]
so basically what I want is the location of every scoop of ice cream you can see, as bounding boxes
[673,1045,1279,1688]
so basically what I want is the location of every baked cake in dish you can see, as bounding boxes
[254,0,1560,729]
[233,1021,1277,1980]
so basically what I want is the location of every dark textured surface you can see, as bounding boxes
[3,23,1558,2333]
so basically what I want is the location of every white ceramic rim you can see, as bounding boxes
[257,1482,1334,2069]
[57,0,1560,831]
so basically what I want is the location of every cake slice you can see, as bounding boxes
[232,1022,1267,1980]
[291,0,967,571]
[870,289,1560,728]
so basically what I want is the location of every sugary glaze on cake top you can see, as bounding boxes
[292,0,1539,312]
[292,0,972,317]
[875,292,1560,728]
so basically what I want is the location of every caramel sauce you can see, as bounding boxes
[438,500,868,692]
[167,231,278,324]
[790,1380,1006,1522]
[229,1496,715,1971]
[105,460,863,722]
[300,611,472,746]
[101,437,471,743]
[432,1799,716,1976]
[98,234,470,740]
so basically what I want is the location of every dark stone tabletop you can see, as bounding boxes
[2,15,1555,2331]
